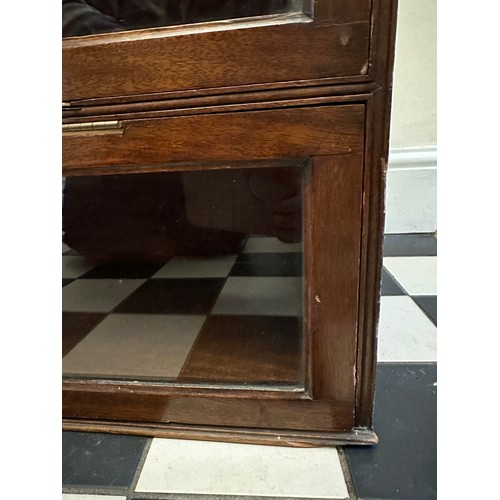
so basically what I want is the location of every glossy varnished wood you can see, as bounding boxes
[63,389,354,432]
[62,105,365,175]
[62,82,377,121]
[62,8,371,101]
[64,75,374,109]
[177,315,303,385]
[62,150,366,433]
[355,0,400,428]
[63,419,378,447]
[304,155,364,403]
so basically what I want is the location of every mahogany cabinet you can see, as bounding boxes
[62,0,398,447]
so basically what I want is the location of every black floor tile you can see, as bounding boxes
[63,278,74,288]
[230,252,302,277]
[344,363,437,499]
[62,431,148,488]
[383,233,437,257]
[114,278,225,314]
[412,296,437,326]
[381,268,406,296]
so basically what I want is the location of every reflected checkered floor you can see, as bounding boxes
[63,236,304,386]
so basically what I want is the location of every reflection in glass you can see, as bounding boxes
[62,168,305,388]
[62,0,304,37]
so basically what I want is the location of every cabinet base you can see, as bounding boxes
[62,419,378,447]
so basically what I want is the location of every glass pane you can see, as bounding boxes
[63,0,304,37]
[62,167,306,389]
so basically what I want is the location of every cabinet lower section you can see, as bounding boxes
[63,419,378,447]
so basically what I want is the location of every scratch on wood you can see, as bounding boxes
[381,157,388,176]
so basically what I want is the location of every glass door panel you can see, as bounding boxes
[63,0,305,37]
[62,166,306,389]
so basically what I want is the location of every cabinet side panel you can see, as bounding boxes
[356,0,399,428]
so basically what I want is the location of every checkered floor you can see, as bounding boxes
[62,233,437,500]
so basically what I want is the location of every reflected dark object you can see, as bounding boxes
[62,169,303,262]
[182,168,302,245]
[62,0,303,37]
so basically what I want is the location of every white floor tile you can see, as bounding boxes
[378,296,437,362]
[212,277,303,316]
[62,314,205,378]
[62,279,145,312]
[243,237,302,253]
[136,438,349,498]
[383,256,437,295]
[62,255,96,279]
[153,254,237,278]
[62,242,72,254]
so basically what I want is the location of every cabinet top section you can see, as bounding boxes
[62,0,396,105]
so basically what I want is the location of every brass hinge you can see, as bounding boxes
[62,120,122,133]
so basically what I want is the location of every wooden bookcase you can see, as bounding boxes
[62,0,398,447]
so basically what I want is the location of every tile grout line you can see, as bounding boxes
[126,437,154,500]
[62,485,130,497]
[125,491,352,500]
[337,447,358,500]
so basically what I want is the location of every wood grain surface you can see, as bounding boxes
[63,389,355,431]
[62,105,365,175]
[63,418,378,447]
[304,154,364,403]
[63,14,370,101]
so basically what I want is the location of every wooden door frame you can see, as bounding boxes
[62,100,377,446]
